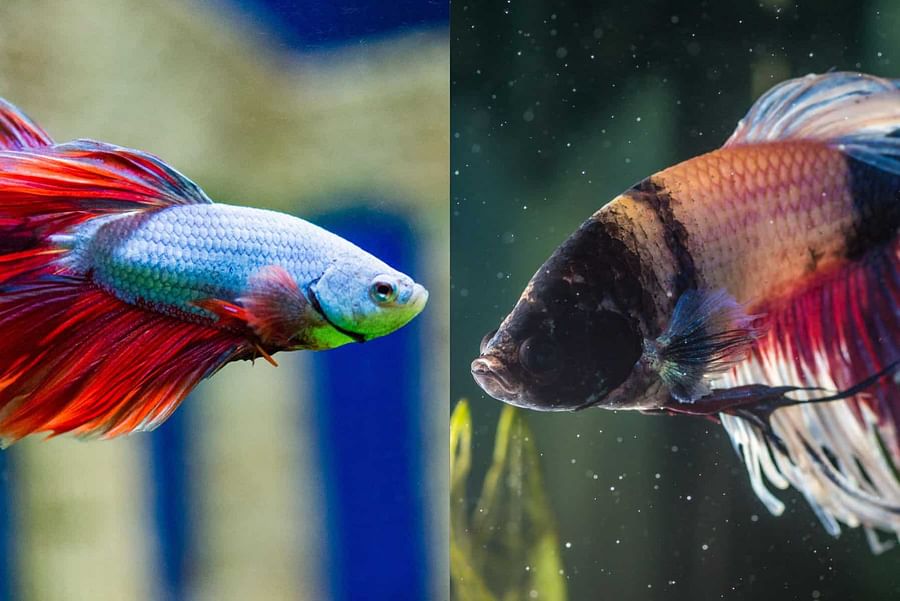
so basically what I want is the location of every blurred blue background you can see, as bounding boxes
[0,1,447,600]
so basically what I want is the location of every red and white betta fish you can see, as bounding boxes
[0,98,427,443]
[472,72,900,551]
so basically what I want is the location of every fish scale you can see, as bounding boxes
[651,141,853,307]
[0,96,427,441]
[81,203,377,321]
[473,72,900,550]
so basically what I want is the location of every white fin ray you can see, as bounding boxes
[714,351,900,553]
[725,72,900,175]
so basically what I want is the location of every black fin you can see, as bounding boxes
[648,289,760,402]
[663,361,900,453]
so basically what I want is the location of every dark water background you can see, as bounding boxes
[451,1,900,599]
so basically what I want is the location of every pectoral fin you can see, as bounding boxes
[647,289,762,402]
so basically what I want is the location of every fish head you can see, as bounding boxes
[472,218,645,411]
[309,254,428,343]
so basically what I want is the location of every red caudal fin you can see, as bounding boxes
[0,277,252,443]
[0,105,248,442]
[0,98,53,150]
[714,240,900,550]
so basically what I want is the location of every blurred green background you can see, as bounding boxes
[452,1,900,599]
[0,1,447,600]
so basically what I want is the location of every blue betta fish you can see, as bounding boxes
[0,98,427,442]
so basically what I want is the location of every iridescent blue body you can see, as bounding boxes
[0,97,428,442]
[63,204,390,322]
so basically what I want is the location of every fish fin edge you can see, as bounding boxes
[648,288,762,403]
[0,98,53,150]
[0,277,251,443]
[725,71,900,175]
[711,244,900,542]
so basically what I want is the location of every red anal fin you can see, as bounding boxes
[190,296,280,366]
[0,278,252,443]
[191,298,252,327]
[0,99,53,150]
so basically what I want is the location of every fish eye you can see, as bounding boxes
[479,328,498,354]
[518,335,561,376]
[369,278,398,304]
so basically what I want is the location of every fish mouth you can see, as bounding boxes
[408,283,429,315]
[307,281,367,344]
[471,355,522,403]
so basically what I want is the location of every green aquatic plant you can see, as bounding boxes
[450,400,568,601]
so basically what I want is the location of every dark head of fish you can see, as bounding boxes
[472,216,646,411]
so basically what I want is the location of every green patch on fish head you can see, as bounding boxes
[309,259,428,342]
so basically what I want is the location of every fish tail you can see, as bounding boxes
[0,276,252,443]
[715,73,900,549]
[0,99,251,444]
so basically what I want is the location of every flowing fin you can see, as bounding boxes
[194,266,312,355]
[0,139,212,260]
[709,241,900,550]
[647,289,761,402]
[0,121,243,442]
[725,72,900,175]
[0,276,251,443]
[190,298,252,326]
[0,99,53,150]
[238,265,310,347]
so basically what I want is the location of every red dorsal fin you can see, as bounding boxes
[0,140,212,209]
[0,139,213,243]
[0,98,53,150]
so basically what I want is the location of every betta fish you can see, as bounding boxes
[472,72,900,551]
[0,98,427,444]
